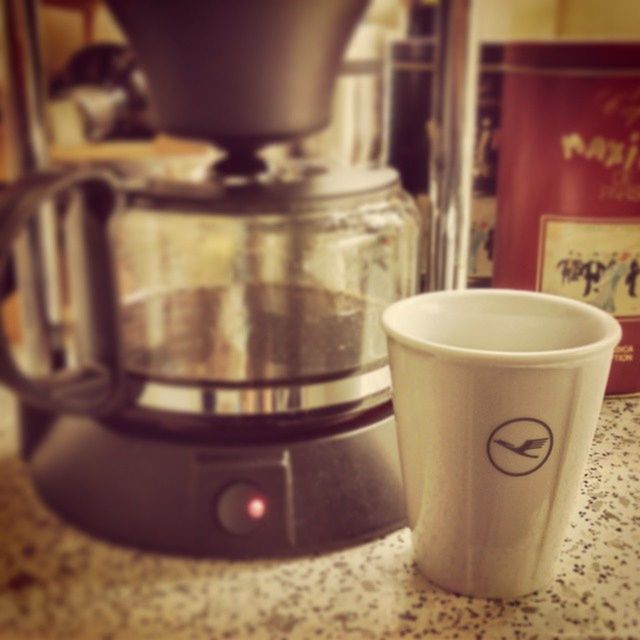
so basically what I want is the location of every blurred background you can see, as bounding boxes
[28,0,640,80]
[1,0,639,338]
[3,0,639,165]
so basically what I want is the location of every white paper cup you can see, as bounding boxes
[382,289,621,599]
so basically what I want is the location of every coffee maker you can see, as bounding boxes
[0,0,421,556]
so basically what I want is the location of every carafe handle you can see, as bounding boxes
[0,168,124,415]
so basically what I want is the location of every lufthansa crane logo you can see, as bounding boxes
[486,418,553,476]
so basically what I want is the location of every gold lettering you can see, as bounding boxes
[614,344,634,362]
[615,344,634,354]
[596,88,640,126]
[596,87,619,115]
[605,141,625,167]
[562,132,640,171]
[561,133,585,160]
[622,104,640,127]
[600,175,640,202]
[585,136,607,161]
[565,131,640,202]
[624,132,640,172]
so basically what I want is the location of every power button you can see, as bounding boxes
[215,482,268,535]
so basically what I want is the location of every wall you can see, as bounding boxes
[556,0,640,38]
[40,3,124,78]
[472,0,559,41]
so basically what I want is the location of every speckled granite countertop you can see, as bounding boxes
[0,389,638,640]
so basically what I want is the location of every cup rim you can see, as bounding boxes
[382,289,622,365]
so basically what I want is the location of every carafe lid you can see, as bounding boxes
[122,163,401,212]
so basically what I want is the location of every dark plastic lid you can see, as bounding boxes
[106,0,369,158]
[125,164,401,212]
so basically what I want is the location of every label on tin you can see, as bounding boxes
[538,215,640,317]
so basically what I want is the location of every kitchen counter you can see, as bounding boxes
[0,389,638,640]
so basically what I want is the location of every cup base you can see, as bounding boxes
[414,557,554,600]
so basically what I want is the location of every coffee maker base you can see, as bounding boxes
[21,407,407,558]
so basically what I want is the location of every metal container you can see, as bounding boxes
[493,42,640,396]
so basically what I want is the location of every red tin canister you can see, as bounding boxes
[493,43,640,395]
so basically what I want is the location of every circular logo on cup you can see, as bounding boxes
[486,418,553,477]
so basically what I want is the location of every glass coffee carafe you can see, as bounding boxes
[0,160,419,422]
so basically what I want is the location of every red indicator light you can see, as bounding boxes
[246,496,267,520]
